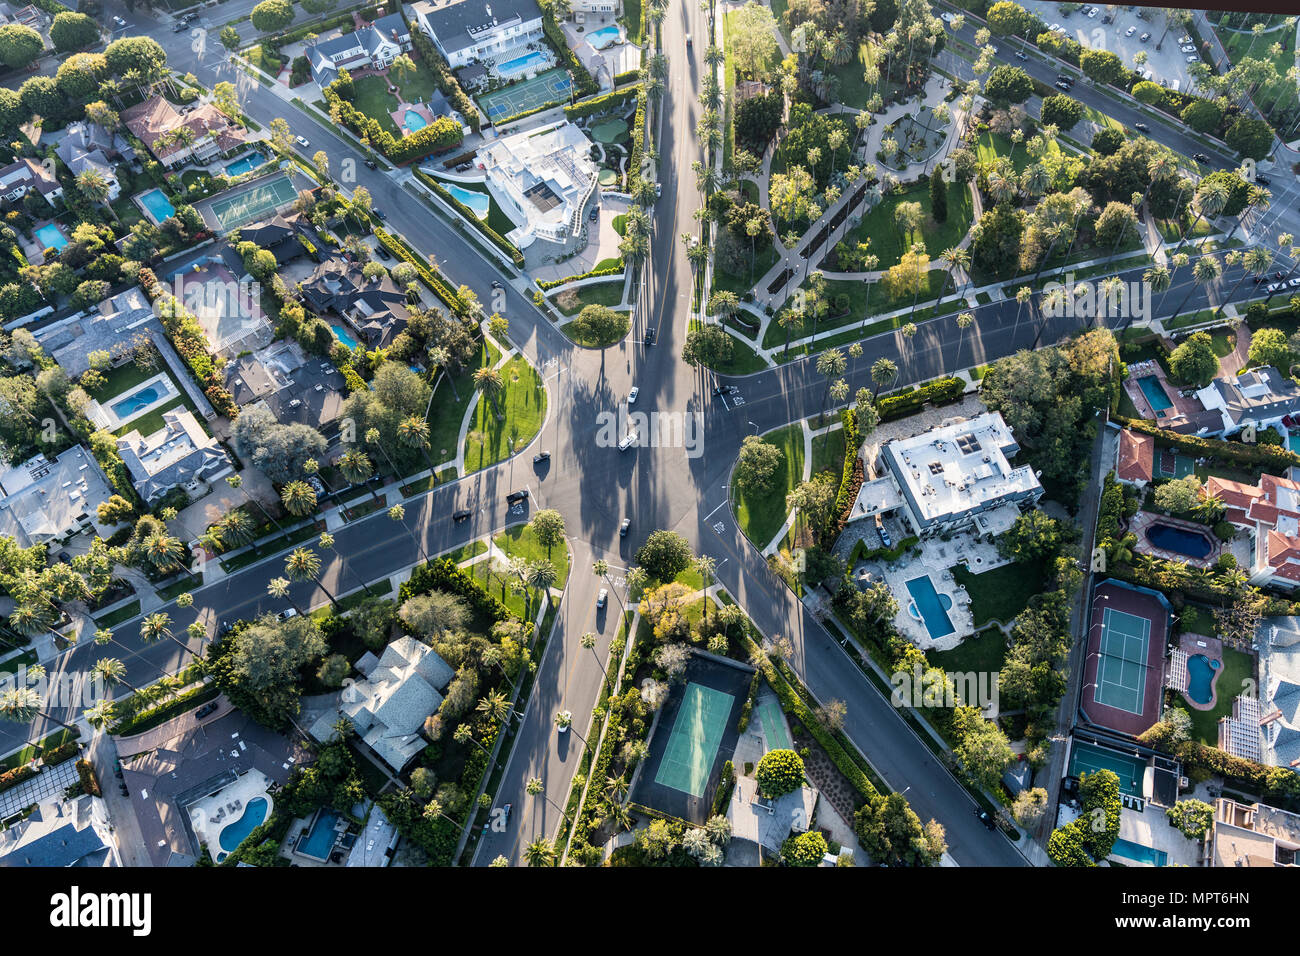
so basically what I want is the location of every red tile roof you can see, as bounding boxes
[1117,429,1154,482]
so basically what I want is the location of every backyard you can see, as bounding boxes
[1182,646,1256,745]
[952,561,1042,628]
[349,66,446,137]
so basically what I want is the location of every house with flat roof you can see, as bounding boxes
[476,121,597,266]
[1208,474,1300,589]
[871,411,1043,538]
[0,446,114,548]
[116,410,232,504]
[346,805,399,866]
[1189,367,1300,439]
[409,0,544,69]
[308,636,454,771]
[0,157,62,204]
[1115,428,1154,488]
[299,257,411,348]
[1203,797,1300,867]
[0,794,120,867]
[123,95,247,168]
[304,12,412,85]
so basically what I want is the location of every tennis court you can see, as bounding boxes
[1094,606,1151,715]
[1068,740,1145,796]
[653,683,734,797]
[205,173,298,232]
[479,69,572,122]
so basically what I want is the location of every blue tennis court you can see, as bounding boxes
[653,683,734,797]
[479,68,573,122]
[1094,606,1151,715]
[1068,740,1145,796]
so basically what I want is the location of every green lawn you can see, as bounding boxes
[837,179,974,272]
[494,523,572,590]
[928,625,1009,675]
[93,600,141,629]
[713,242,779,297]
[712,333,768,374]
[1183,647,1256,745]
[810,426,845,478]
[952,561,1043,627]
[440,539,489,565]
[731,424,803,549]
[829,40,906,110]
[87,361,157,402]
[463,355,546,473]
[553,280,624,316]
[352,65,447,137]
[1219,24,1297,117]
[973,128,1050,176]
[429,339,500,465]
[763,270,953,351]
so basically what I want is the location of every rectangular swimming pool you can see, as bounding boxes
[1111,837,1167,867]
[905,575,955,639]
[497,50,547,76]
[138,188,176,224]
[1136,375,1173,414]
[297,808,343,860]
[34,223,68,250]
[225,151,268,177]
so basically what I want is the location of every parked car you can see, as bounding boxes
[940,11,954,22]
[1178,34,1193,44]
[505,489,530,504]
[111,15,126,27]
[618,429,638,451]
[1134,122,1149,132]
[373,208,387,221]
[1180,44,1197,53]
[1049,23,1064,33]
[195,702,219,719]
[276,607,297,622]
[713,384,736,396]
[1015,50,1028,60]
[589,206,599,221]
[1055,80,1072,91]
[685,33,692,46]
[1193,153,1210,163]
[1124,25,1137,37]
[645,326,657,345]
[1255,174,1271,186]
[876,515,892,549]
[620,518,631,537]
[976,809,997,831]
[1287,276,1300,288]
[628,386,639,404]
[374,244,392,261]
[1086,5,1098,16]
[1139,32,1150,42]
[1186,54,1200,63]
[533,451,550,463]
[1266,283,1284,294]
[1057,73,1074,85]
[295,135,310,148]
[173,20,187,31]
[364,159,378,170]
[1101,14,1112,24]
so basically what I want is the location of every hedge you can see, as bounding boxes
[323,83,462,165]
[876,377,964,421]
[413,171,524,267]
[537,262,625,290]
[848,535,920,566]
[1115,416,1300,470]
[540,1,597,98]
[401,557,513,624]
[374,226,463,308]
[408,25,480,133]
[832,407,862,533]
[0,764,37,795]
[138,270,239,419]
[564,86,638,120]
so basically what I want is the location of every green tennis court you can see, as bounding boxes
[1068,740,1145,796]
[479,68,573,122]
[1094,607,1150,714]
[653,682,734,797]
[207,173,298,231]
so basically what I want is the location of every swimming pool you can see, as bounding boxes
[403,109,428,132]
[297,808,343,860]
[1145,522,1213,560]
[1290,432,1300,457]
[905,575,955,639]
[444,182,491,219]
[218,797,269,853]
[225,151,268,177]
[588,25,622,48]
[34,223,67,251]
[110,385,162,418]
[1136,375,1173,414]
[138,188,176,223]
[497,50,547,76]
[1186,653,1221,705]
[1111,837,1167,867]
[331,324,359,349]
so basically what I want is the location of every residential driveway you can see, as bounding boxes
[1019,1,1201,92]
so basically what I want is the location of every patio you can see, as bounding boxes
[187,769,274,860]
[1129,510,1222,569]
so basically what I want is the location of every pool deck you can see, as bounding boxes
[1123,359,1203,423]
[187,769,273,859]
[1176,633,1225,711]
[1129,510,1221,569]
[1113,800,1203,867]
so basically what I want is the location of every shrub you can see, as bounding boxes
[755,748,805,799]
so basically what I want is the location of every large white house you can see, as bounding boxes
[477,120,597,265]
[305,12,413,85]
[409,0,544,68]
[851,411,1043,537]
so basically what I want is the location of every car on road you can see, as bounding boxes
[1139,32,1150,42]
[1288,276,1300,288]
[618,429,638,451]
[276,607,298,622]
[628,386,639,404]
[491,279,503,290]
[1193,152,1209,163]
[1186,54,1200,63]
[111,15,126,27]
[533,451,550,464]
[506,489,529,503]
[364,159,378,170]
[1014,50,1028,60]
[685,33,692,46]
[1057,73,1074,85]
[295,135,310,148]
[373,208,387,221]
[620,518,631,537]
[1124,25,1137,37]
[597,588,608,608]
[645,327,657,345]
[713,384,736,396]
[1055,81,1072,91]
[940,11,954,22]
[173,20,188,31]
[1267,283,1285,294]
[1134,122,1149,132]
[976,809,997,831]
[1254,275,1266,284]
[453,509,472,521]
[195,702,219,719]
[1255,174,1271,186]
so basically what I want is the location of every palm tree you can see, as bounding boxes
[526,560,558,616]
[473,366,504,420]
[523,838,556,867]
[143,532,199,583]
[1140,265,1173,329]
[267,576,304,617]
[387,504,429,563]
[870,357,897,401]
[337,449,379,502]
[76,169,119,224]
[939,246,970,298]
[816,347,847,415]
[477,689,513,725]
[226,474,283,533]
[1169,254,1223,324]
[91,657,141,696]
[0,685,80,739]
[954,311,974,369]
[397,414,434,473]
[1177,179,1229,255]
[139,611,192,654]
[1220,246,1272,316]
[280,480,317,518]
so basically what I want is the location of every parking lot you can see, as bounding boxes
[1020,1,1205,94]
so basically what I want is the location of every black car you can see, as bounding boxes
[373,208,387,221]
[452,508,472,521]
[1193,152,1210,163]
[620,518,631,537]
[713,384,736,396]
[375,244,393,261]
[1101,13,1112,22]
[195,701,219,719]
[364,159,378,170]
[1255,174,1271,186]
[173,20,187,31]
[533,451,550,464]
[976,809,997,831]
[645,327,657,345]
[505,489,529,504]
[1057,74,1074,85]
[1014,50,1028,60]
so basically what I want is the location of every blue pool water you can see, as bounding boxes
[905,575,955,639]
[110,385,162,418]
[403,109,428,132]
[1186,653,1221,705]
[1137,375,1173,414]
[588,25,622,47]
[1146,523,1212,559]
[444,182,490,219]
[1111,837,1167,867]
[138,188,176,223]
[1290,433,1300,457]
[218,797,268,852]
[298,808,343,859]
[225,151,268,177]
[498,50,546,75]
[34,223,67,250]
[331,324,359,349]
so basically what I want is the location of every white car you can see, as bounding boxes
[1124,25,1137,37]
[111,15,126,27]
[1086,6,1098,16]
[1186,54,1200,63]
[1049,23,1064,33]
[597,588,608,608]
[1180,44,1197,53]
[628,386,639,404]
[295,135,310,148]
[1266,283,1284,294]
[1178,34,1193,45]
[1289,277,1300,288]
[940,11,954,22]
[618,429,638,451]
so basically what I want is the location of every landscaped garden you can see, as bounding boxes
[463,355,547,473]
[731,423,803,549]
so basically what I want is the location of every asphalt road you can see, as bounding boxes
[24,2,1283,867]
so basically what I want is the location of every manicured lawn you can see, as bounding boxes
[245,45,285,76]
[731,424,803,549]
[762,270,952,351]
[713,242,779,297]
[93,600,141,629]
[712,333,768,374]
[1183,647,1256,745]
[928,625,1009,675]
[429,339,500,465]
[468,557,536,620]
[113,396,187,438]
[1220,25,1297,115]
[463,355,546,473]
[552,280,624,316]
[838,179,974,272]
[495,523,571,589]
[352,66,447,137]
[829,40,906,110]
[810,426,845,478]
[973,128,1049,176]
[952,561,1043,627]
[86,361,156,402]
[441,539,488,565]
